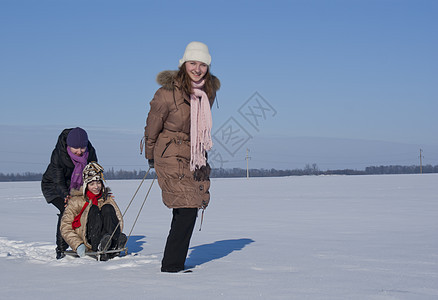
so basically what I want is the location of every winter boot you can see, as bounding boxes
[105,233,127,259]
[55,213,68,259]
[116,233,127,250]
[98,234,111,261]
[99,253,110,261]
[98,234,112,252]
[56,248,66,260]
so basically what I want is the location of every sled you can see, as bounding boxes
[64,248,128,261]
[63,168,155,262]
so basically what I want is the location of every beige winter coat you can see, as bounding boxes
[60,187,123,251]
[144,70,220,209]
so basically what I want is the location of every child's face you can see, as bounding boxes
[87,180,102,195]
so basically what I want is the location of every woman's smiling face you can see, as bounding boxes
[185,61,208,83]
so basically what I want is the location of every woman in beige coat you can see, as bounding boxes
[144,41,220,272]
[60,162,125,260]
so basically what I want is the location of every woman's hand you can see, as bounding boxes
[148,159,155,169]
[64,195,71,207]
[193,163,211,181]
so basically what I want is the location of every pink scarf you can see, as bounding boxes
[190,80,213,171]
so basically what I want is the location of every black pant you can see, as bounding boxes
[52,197,69,252]
[161,208,197,272]
[86,204,121,251]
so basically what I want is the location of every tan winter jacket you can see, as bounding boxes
[144,70,220,209]
[60,187,123,251]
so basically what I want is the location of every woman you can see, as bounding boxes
[41,127,98,259]
[144,41,220,272]
[60,162,126,261]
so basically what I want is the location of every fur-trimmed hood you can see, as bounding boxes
[156,70,221,92]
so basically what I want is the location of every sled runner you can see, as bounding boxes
[64,248,128,261]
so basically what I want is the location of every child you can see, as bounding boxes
[60,162,126,260]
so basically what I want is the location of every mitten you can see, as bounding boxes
[193,163,211,181]
[148,159,154,169]
[76,244,86,258]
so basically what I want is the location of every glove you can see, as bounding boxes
[148,159,154,169]
[64,195,71,208]
[76,244,86,258]
[193,163,211,181]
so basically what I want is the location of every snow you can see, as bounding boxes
[1,174,437,299]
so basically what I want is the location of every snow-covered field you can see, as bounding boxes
[1,174,437,299]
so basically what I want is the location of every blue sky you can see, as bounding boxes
[0,0,437,173]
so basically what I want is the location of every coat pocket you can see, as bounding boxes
[161,141,172,157]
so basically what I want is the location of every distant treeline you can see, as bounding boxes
[1,164,437,182]
[211,164,438,177]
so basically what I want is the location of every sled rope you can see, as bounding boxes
[122,167,151,218]
[125,173,157,246]
[103,168,153,251]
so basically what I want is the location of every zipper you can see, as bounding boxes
[161,141,172,157]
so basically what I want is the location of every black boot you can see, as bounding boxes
[56,213,68,259]
[106,233,127,259]
[116,233,127,250]
[56,248,66,260]
[97,234,112,261]
[98,234,112,252]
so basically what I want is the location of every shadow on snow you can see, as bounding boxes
[125,235,147,253]
[186,238,254,267]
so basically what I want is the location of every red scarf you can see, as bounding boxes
[71,191,102,230]
[86,190,101,206]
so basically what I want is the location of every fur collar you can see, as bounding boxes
[156,70,221,92]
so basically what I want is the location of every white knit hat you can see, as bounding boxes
[179,41,211,67]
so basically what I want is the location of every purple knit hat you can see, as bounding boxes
[66,127,88,148]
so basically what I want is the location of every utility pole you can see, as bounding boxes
[246,148,251,179]
[419,149,423,174]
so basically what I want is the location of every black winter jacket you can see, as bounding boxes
[41,128,98,203]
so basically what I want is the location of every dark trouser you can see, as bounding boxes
[86,204,121,251]
[52,197,69,252]
[161,208,197,272]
